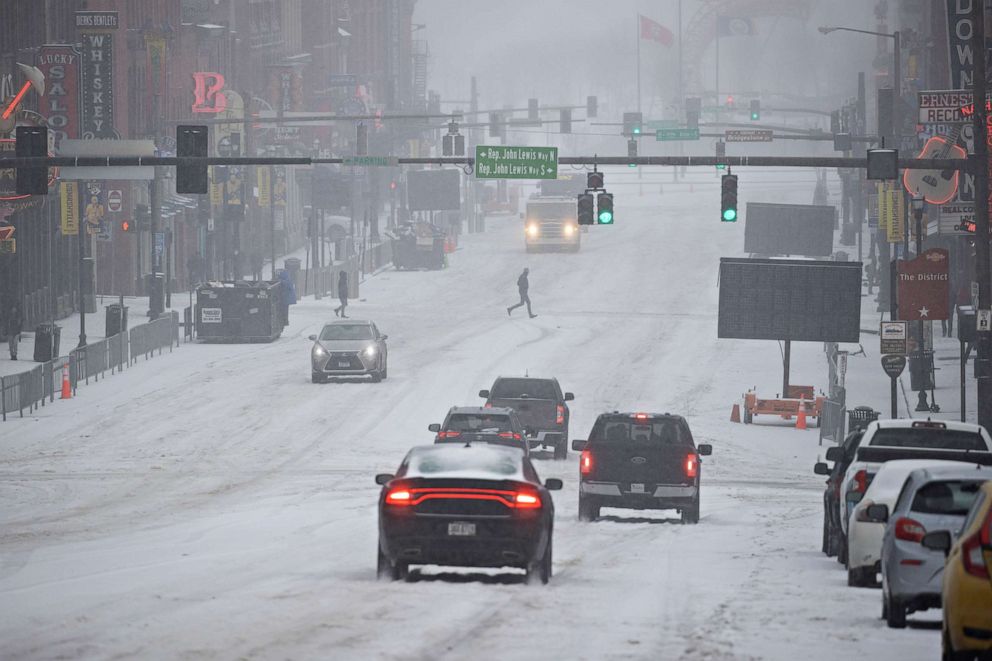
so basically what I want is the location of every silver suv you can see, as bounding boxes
[309,320,388,383]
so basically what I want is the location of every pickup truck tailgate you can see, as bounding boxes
[592,442,694,485]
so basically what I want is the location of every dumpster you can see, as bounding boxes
[848,406,879,433]
[105,304,129,337]
[196,281,283,343]
[33,323,61,362]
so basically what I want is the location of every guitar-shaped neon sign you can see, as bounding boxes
[902,124,967,204]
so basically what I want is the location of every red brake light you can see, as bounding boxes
[497,432,524,441]
[981,508,992,546]
[514,491,541,509]
[634,413,648,421]
[483,402,492,409]
[556,405,565,425]
[685,454,698,479]
[437,430,461,439]
[961,533,991,579]
[894,517,926,542]
[853,469,868,493]
[580,450,593,475]
[385,489,413,506]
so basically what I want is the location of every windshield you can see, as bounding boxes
[491,379,557,400]
[320,324,374,341]
[407,448,521,477]
[591,419,689,445]
[911,480,985,516]
[527,201,576,220]
[446,414,513,433]
[868,428,987,451]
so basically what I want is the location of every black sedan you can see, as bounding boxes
[376,444,561,583]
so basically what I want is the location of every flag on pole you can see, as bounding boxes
[639,14,674,47]
[717,16,756,37]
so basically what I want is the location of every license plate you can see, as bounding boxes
[630,483,645,494]
[448,522,476,536]
[337,361,351,368]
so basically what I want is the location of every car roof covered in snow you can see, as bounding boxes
[863,459,977,502]
[401,444,527,481]
[447,406,514,416]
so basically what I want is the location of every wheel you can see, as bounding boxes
[370,371,382,383]
[837,533,848,565]
[942,627,972,661]
[826,523,840,558]
[884,591,907,629]
[578,495,599,521]
[821,515,830,554]
[381,363,387,380]
[527,532,552,584]
[743,409,753,424]
[681,496,700,524]
[847,565,874,587]
[376,539,405,581]
[312,372,323,384]
[553,438,567,460]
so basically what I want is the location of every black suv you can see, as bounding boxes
[572,412,712,524]
[479,377,573,459]
[428,406,528,455]
[813,429,864,563]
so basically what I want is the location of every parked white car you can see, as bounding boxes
[846,459,973,587]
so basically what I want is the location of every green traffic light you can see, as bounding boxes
[632,127,641,134]
[722,208,737,222]
[598,210,613,224]
[716,164,726,170]
[751,112,759,120]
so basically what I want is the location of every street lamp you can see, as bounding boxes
[910,190,938,412]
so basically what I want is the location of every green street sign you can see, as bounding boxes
[646,119,679,130]
[474,145,558,179]
[655,128,700,141]
[342,156,400,167]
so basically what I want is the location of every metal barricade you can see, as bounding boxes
[818,399,846,446]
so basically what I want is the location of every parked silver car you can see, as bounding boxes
[873,464,992,628]
[309,320,388,383]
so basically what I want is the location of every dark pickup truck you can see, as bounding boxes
[572,412,712,524]
[479,376,573,459]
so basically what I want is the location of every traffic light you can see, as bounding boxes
[750,99,760,121]
[721,174,738,222]
[587,95,598,118]
[587,170,604,190]
[134,203,150,231]
[176,125,208,194]
[356,122,368,155]
[121,220,132,232]
[627,138,638,158]
[560,108,572,134]
[622,111,643,137]
[577,193,595,225]
[528,98,539,121]
[726,95,735,108]
[596,192,614,225]
[15,125,48,195]
[715,140,726,170]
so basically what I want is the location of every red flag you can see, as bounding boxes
[639,15,674,46]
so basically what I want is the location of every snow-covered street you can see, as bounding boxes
[0,171,940,660]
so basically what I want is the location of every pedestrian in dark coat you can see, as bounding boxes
[6,304,22,360]
[334,271,349,318]
[507,267,536,318]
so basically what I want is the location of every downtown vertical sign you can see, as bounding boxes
[35,45,81,148]
[77,11,119,139]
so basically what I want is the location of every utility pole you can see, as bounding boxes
[149,167,162,319]
[971,0,992,428]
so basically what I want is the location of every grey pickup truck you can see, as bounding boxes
[479,376,573,459]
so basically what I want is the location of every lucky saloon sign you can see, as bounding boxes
[36,45,81,146]
[897,248,951,321]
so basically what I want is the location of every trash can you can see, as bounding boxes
[33,323,61,362]
[848,406,879,433]
[105,304,129,337]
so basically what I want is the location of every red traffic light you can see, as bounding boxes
[726,95,734,107]
[121,220,131,232]
[389,181,397,190]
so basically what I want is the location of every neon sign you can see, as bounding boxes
[192,72,227,113]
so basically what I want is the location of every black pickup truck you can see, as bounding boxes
[572,412,712,524]
[479,377,573,459]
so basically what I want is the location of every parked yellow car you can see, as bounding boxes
[923,480,992,660]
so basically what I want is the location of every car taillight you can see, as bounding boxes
[556,405,565,424]
[498,432,523,440]
[853,469,868,493]
[514,491,541,509]
[961,533,991,579]
[483,402,492,409]
[685,454,698,479]
[894,517,926,542]
[437,431,461,439]
[580,450,593,475]
[385,489,413,506]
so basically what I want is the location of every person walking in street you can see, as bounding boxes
[334,271,349,318]
[507,267,536,318]
[5,304,22,360]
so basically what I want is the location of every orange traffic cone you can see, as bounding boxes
[730,403,741,423]
[796,396,807,430]
[60,364,71,399]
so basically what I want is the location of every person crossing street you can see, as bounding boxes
[507,267,536,318]
[334,271,349,318]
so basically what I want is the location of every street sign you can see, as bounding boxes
[655,128,699,141]
[474,145,558,180]
[342,155,400,167]
[897,248,951,321]
[725,129,773,143]
[107,189,122,213]
[646,119,679,130]
[153,232,165,260]
[978,309,992,333]
[881,354,907,378]
[880,321,908,355]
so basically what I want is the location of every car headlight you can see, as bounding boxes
[563,224,575,236]
[526,224,540,237]
[313,345,327,357]
[364,345,377,357]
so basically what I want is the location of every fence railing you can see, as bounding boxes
[1,311,180,421]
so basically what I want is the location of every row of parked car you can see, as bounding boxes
[814,418,992,658]
[374,375,714,584]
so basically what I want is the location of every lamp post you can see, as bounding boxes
[911,192,934,412]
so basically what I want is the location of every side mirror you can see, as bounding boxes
[564,392,575,401]
[813,462,830,476]
[921,530,952,554]
[381,334,388,341]
[374,473,393,485]
[697,444,713,456]
[865,503,889,523]
[308,334,317,341]
[544,478,563,491]
[571,439,587,451]
[825,446,843,462]
[478,389,490,398]
[427,423,441,433]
